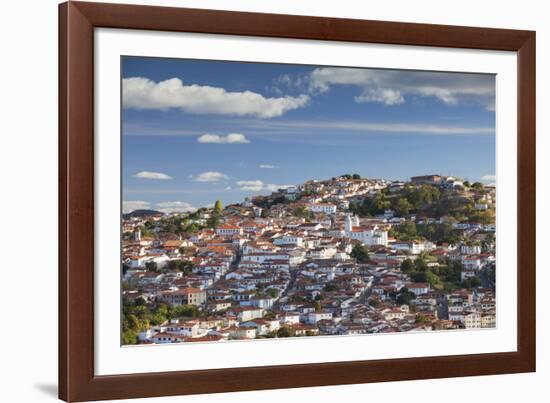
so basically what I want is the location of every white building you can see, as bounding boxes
[242,252,290,264]
[150,332,186,344]
[305,311,333,324]
[309,203,337,214]
[165,320,206,338]
[216,225,243,236]
[460,244,482,255]
[464,312,482,329]
[392,241,426,255]
[307,247,338,260]
[281,312,300,325]
[461,269,477,282]
[345,215,388,246]
[462,256,482,270]
[273,235,304,247]
[407,283,430,296]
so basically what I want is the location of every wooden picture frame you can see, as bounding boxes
[59,1,536,401]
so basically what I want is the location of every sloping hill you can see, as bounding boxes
[122,209,164,219]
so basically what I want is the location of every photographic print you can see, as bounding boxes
[121,56,496,346]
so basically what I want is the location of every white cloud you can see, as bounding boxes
[236,180,291,192]
[236,180,264,191]
[135,171,173,180]
[273,73,308,92]
[354,88,404,105]
[197,133,250,144]
[481,174,496,182]
[259,164,278,169]
[275,74,293,87]
[122,201,151,214]
[225,186,232,190]
[245,119,494,136]
[308,67,495,107]
[155,201,196,213]
[195,171,229,182]
[123,77,310,118]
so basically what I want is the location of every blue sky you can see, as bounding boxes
[122,56,495,213]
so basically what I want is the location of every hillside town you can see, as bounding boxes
[122,174,496,345]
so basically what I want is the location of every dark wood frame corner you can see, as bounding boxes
[59,1,536,401]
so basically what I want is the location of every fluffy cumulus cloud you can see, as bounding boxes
[155,201,196,213]
[197,133,250,144]
[123,77,310,118]
[122,200,150,214]
[236,180,291,192]
[135,171,173,180]
[194,171,230,182]
[308,67,495,108]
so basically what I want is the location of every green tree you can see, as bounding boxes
[166,259,194,274]
[411,271,427,283]
[134,296,146,306]
[164,223,178,233]
[414,256,428,271]
[314,300,322,312]
[145,261,158,272]
[470,276,481,288]
[172,304,198,318]
[426,270,443,289]
[214,199,223,213]
[396,287,416,305]
[415,314,430,324]
[350,244,370,263]
[207,213,220,228]
[125,313,140,330]
[323,283,339,292]
[182,223,202,234]
[401,258,414,273]
[139,225,155,238]
[394,197,413,216]
[399,220,417,239]
[441,260,462,285]
[122,329,138,345]
[369,298,380,308]
[293,206,313,220]
[405,184,440,210]
[277,327,296,338]
[373,193,390,214]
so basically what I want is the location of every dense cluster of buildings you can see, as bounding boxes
[122,174,496,344]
